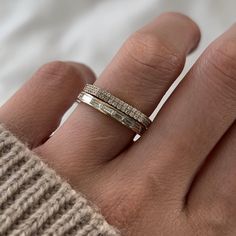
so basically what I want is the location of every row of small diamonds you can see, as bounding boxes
[77,92,144,134]
[85,84,150,127]
[84,84,151,128]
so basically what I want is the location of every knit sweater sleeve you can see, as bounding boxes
[0,125,120,236]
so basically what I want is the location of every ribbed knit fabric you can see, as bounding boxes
[0,125,120,236]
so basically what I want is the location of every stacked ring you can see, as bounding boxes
[77,84,152,135]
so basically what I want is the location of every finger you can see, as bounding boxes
[130,24,236,202]
[0,61,95,147]
[187,122,236,225]
[42,13,200,173]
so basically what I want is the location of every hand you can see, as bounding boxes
[0,13,235,235]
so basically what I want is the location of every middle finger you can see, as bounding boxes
[130,24,236,202]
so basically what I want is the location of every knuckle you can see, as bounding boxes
[206,40,236,100]
[124,32,185,76]
[35,61,79,87]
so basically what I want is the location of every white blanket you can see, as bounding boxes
[0,0,235,105]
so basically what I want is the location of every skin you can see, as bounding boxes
[0,12,235,235]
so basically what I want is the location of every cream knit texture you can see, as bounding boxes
[0,125,119,236]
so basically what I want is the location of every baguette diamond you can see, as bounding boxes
[77,92,145,135]
[83,84,151,129]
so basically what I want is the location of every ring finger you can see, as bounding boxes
[40,13,200,172]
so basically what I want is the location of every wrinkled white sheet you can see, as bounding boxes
[0,0,235,105]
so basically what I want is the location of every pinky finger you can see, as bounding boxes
[0,61,95,147]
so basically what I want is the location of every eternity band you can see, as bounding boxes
[77,92,146,135]
[83,84,151,129]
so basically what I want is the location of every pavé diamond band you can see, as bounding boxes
[77,92,146,135]
[83,84,151,129]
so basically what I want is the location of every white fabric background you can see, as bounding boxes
[0,0,236,106]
